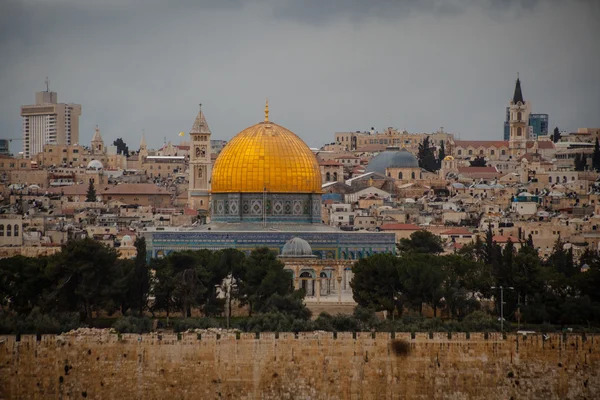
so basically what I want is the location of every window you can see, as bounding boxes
[398,172,403,179]
[479,150,484,155]
[549,176,552,183]
[6,225,11,237]
[468,150,473,155]
[517,112,522,121]
[490,150,495,155]
[14,225,18,236]
[411,172,415,179]
[517,127,522,136]
[333,172,338,181]
[501,150,506,156]
[457,150,462,155]
[0,224,3,237]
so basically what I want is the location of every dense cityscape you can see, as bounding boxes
[1,0,600,398]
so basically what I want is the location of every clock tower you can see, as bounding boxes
[188,104,212,211]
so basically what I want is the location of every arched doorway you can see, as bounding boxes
[300,271,315,296]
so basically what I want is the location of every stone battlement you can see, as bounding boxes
[1,333,599,399]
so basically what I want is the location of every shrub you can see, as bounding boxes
[245,312,293,332]
[0,308,81,334]
[113,316,152,334]
[172,318,221,332]
[462,311,500,332]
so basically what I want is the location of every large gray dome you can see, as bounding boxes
[365,147,419,174]
[281,237,314,257]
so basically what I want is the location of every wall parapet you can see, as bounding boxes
[1,332,599,399]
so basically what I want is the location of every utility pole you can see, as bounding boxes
[491,286,514,332]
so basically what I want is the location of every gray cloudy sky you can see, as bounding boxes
[1,0,599,151]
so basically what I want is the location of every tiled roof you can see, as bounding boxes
[493,235,521,243]
[441,227,472,235]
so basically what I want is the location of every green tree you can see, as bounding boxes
[398,254,445,316]
[469,156,487,167]
[131,237,150,316]
[552,127,561,143]
[440,255,490,320]
[239,247,294,315]
[86,179,97,202]
[45,238,119,321]
[593,138,600,171]
[397,230,443,254]
[437,141,446,169]
[113,138,129,156]
[0,256,52,315]
[150,257,177,319]
[574,153,587,171]
[351,253,403,318]
[417,136,438,172]
[548,237,578,278]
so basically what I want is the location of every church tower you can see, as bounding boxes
[91,126,104,155]
[188,104,212,211]
[508,76,531,158]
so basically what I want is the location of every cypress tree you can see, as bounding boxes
[86,180,97,202]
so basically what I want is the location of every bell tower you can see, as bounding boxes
[188,104,212,211]
[508,75,531,158]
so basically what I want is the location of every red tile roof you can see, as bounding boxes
[441,227,472,235]
[493,235,521,243]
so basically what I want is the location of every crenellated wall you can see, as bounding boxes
[1,332,599,399]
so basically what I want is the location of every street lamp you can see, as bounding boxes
[491,286,514,333]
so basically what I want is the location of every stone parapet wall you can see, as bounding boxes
[1,332,598,399]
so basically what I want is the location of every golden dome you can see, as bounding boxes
[211,120,322,193]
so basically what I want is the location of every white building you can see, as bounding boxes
[21,85,81,159]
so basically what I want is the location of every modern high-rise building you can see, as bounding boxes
[20,83,81,159]
[0,139,10,156]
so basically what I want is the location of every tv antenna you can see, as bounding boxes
[45,77,50,92]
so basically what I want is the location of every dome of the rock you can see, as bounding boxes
[211,120,321,194]
[209,103,323,224]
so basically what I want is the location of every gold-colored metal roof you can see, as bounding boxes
[211,120,322,193]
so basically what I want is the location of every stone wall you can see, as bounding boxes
[1,332,598,399]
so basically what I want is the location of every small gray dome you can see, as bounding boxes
[87,159,104,170]
[366,147,419,174]
[282,237,314,257]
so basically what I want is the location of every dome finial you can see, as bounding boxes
[264,98,269,122]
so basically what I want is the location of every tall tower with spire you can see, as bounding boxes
[508,75,531,158]
[188,104,212,211]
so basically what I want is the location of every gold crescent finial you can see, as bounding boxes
[264,98,269,122]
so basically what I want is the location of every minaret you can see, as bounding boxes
[188,104,212,211]
[508,75,531,158]
[91,125,104,154]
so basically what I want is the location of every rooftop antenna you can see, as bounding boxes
[45,77,50,92]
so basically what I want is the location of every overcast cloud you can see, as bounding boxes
[1,0,599,151]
